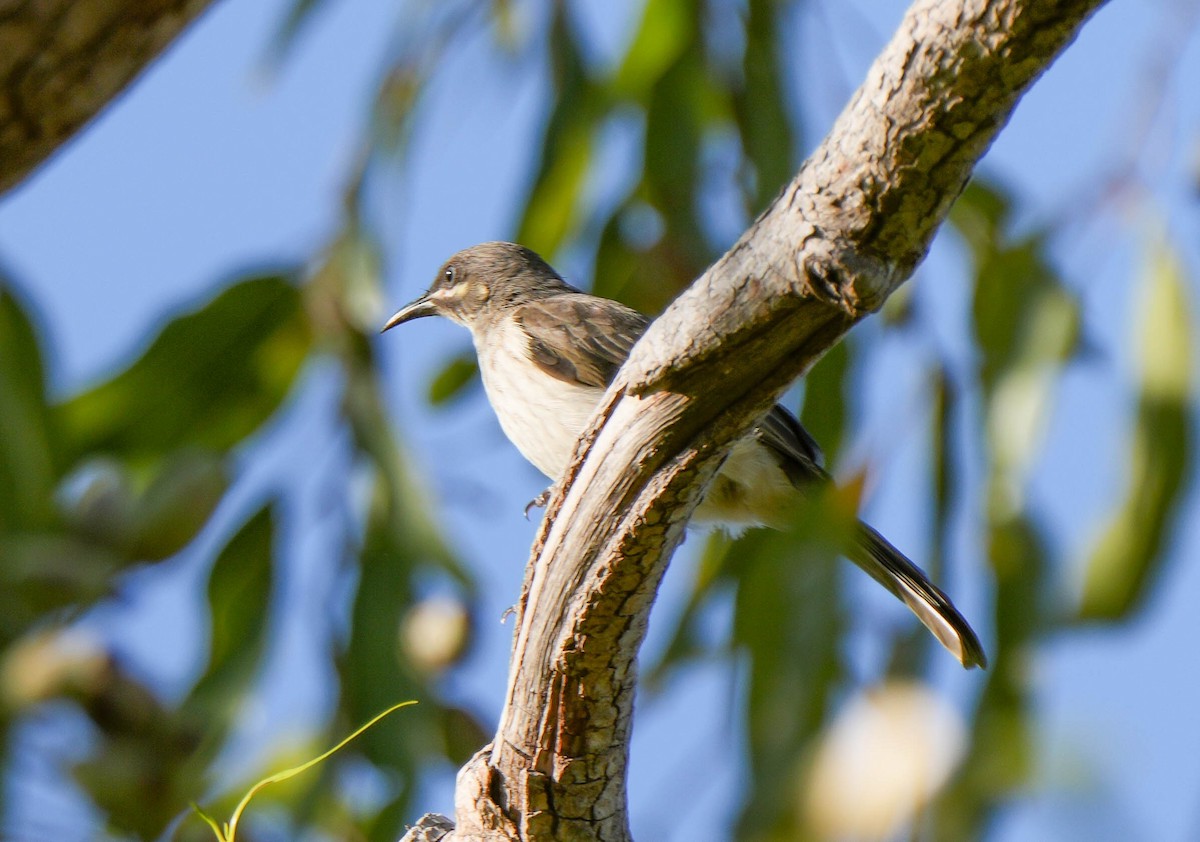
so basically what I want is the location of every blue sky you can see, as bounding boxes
[2,0,1199,839]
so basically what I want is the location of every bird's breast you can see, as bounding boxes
[474,320,799,529]
[475,321,604,480]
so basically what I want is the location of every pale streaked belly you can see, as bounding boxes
[476,328,602,480]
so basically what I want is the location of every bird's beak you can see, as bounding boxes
[381,293,439,332]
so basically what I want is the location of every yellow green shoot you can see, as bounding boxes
[192,700,417,842]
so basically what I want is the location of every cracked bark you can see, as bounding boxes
[405,0,1109,839]
[0,0,216,194]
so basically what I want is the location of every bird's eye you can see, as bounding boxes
[443,266,456,285]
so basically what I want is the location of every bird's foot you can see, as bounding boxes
[524,488,553,520]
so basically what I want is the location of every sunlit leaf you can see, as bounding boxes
[612,0,692,103]
[936,180,1064,835]
[957,182,1081,519]
[984,283,1079,514]
[805,681,967,841]
[516,6,604,255]
[1079,240,1193,620]
[58,274,311,465]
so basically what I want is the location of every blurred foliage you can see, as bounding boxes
[0,0,1195,841]
[1078,239,1193,620]
[0,234,480,841]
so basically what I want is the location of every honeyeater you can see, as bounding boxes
[383,241,985,669]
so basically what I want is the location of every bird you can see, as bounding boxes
[382,242,986,669]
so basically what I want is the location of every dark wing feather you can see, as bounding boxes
[514,294,651,388]
[517,293,824,472]
[754,404,825,483]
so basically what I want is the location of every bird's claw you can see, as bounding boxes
[524,489,552,519]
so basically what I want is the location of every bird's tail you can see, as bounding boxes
[848,523,987,669]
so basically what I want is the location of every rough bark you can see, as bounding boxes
[437,0,1109,839]
[0,0,216,194]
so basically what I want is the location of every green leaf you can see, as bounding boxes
[341,481,431,757]
[732,0,799,210]
[734,502,846,840]
[71,668,202,839]
[1079,240,1193,620]
[343,361,470,585]
[983,282,1079,512]
[515,5,605,256]
[58,274,311,465]
[643,55,704,238]
[426,352,478,406]
[934,514,1046,838]
[128,450,228,560]
[799,341,849,465]
[184,504,277,720]
[612,0,692,103]
[0,534,124,635]
[958,182,1081,518]
[590,202,698,314]
[61,452,229,562]
[266,0,326,67]
[0,280,59,531]
[927,365,960,591]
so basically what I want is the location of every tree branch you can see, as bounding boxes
[447,0,1108,839]
[0,0,216,194]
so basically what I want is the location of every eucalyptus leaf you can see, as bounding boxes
[0,281,59,532]
[58,274,311,465]
[735,522,844,841]
[1079,240,1193,620]
[612,0,692,103]
[184,503,276,728]
[427,353,478,406]
[515,5,604,256]
[731,0,799,210]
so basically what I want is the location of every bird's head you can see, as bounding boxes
[382,241,572,333]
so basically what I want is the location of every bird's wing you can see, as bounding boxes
[754,405,825,480]
[514,294,651,388]
[517,293,825,470]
